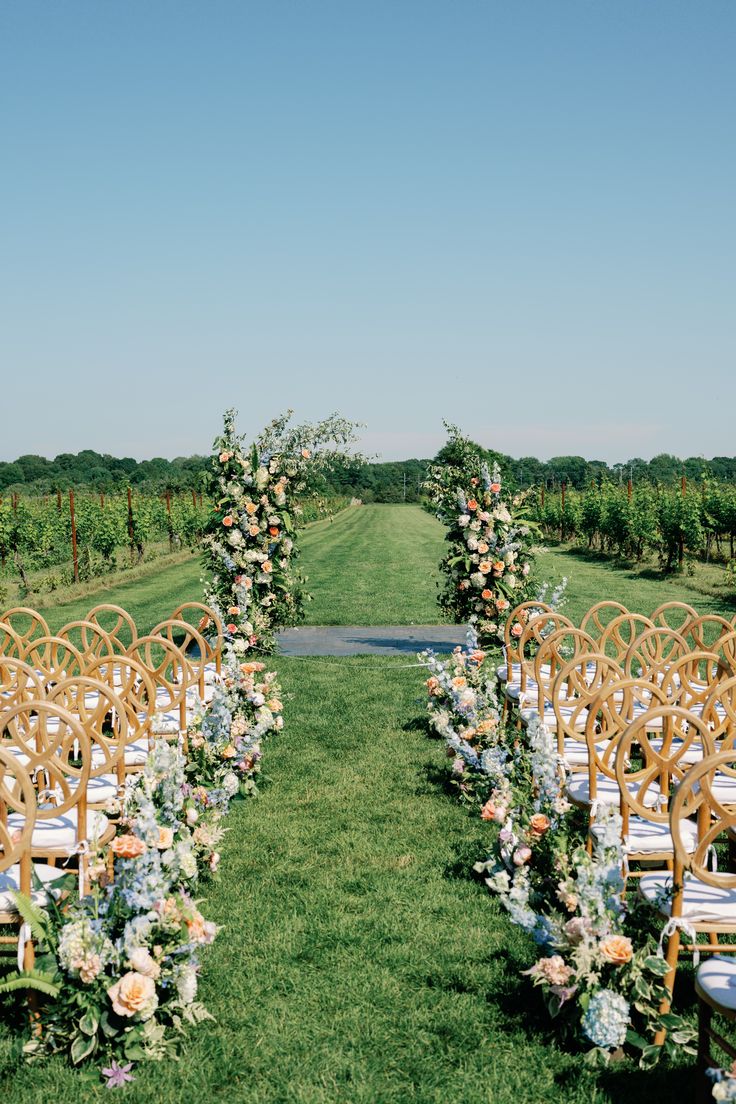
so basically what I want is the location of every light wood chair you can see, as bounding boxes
[0,608,50,651]
[86,604,139,653]
[0,749,39,970]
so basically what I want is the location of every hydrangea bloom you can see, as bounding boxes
[582,989,630,1049]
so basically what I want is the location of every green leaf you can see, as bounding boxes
[643,955,671,977]
[79,1010,98,1037]
[70,1032,97,1065]
[638,1044,662,1070]
[0,968,59,997]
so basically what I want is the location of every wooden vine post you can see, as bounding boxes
[69,489,79,583]
[165,490,173,551]
[127,487,135,565]
[56,488,62,512]
[560,481,566,541]
[627,479,633,501]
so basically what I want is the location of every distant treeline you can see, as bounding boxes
[2,448,736,500]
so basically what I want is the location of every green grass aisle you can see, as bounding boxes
[299,505,447,625]
[1,657,692,1103]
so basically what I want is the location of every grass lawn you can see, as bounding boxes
[0,657,694,1103]
[536,543,736,625]
[298,505,446,625]
[35,555,203,637]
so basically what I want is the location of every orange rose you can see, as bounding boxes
[599,935,633,965]
[221,745,237,759]
[451,676,466,688]
[480,799,496,821]
[222,516,234,528]
[301,448,311,459]
[245,502,258,515]
[228,605,240,616]
[269,526,279,536]
[227,623,237,633]
[467,498,478,511]
[490,481,501,493]
[481,588,492,600]
[198,615,211,630]
[492,560,505,576]
[111,834,146,859]
[529,814,550,836]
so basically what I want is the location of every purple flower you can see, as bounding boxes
[101,1061,135,1088]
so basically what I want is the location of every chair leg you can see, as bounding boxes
[654,926,681,1046]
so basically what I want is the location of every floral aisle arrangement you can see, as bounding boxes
[419,634,696,1067]
[425,427,538,646]
[4,653,284,1083]
[202,408,361,654]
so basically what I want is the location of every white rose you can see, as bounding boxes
[128,947,161,979]
[458,515,470,528]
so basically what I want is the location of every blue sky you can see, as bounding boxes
[1,1,734,463]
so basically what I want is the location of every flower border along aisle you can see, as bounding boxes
[419,631,696,1068]
[2,616,283,1083]
[202,408,361,655]
[425,425,538,647]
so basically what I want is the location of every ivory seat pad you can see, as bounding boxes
[520,704,589,730]
[696,957,736,1012]
[8,809,110,851]
[591,815,698,854]
[566,773,660,808]
[561,738,608,768]
[92,739,150,767]
[0,862,68,914]
[639,873,736,923]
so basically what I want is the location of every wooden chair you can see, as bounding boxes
[0,749,39,970]
[86,604,138,653]
[172,601,224,679]
[508,612,574,716]
[550,651,623,771]
[622,626,688,682]
[598,613,655,665]
[579,600,630,638]
[651,600,698,633]
[641,747,736,1046]
[0,656,47,709]
[500,601,553,686]
[614,705,710,876]
[0,608,50,651]
[55,620,116,663]
[149,618,208,714]
[0,622,25,660]
[22,635,86,687]
[0,700,113,875]
[83,654,157,772]
[47,676,129,808]
[519,627,597,729]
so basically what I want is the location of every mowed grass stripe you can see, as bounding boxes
[299,505,447,625]
[1,657,690,1102]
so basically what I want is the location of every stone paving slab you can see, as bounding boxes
[276,624,468,656]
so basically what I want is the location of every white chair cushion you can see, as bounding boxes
[8,810,110,851]
[92,739,151,767]
[591,815,698,855]
[639,872,736,922]
[0,862,68,914]
[696,957,736,1012]
[566,773,660,809]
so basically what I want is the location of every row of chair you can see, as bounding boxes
[0,601,225,973]
[500,599,736,1086]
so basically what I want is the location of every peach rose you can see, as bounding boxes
[249,525,260,536]
[301,448,311,459]
[261,561,273,573]
[480,799,496,821]
[529,814,551,837]
[467,498,478,511]
[128,947,161,979]
[111,834,146,859]
[228,605,240,616]
[481,588,492,601]
[198,615,211,631]
[599,935,634,965]
[477,541,489,554]
[108,971,157,1017]
[219,451,231,463]
[490,481,501,493]
[511,622,523,638]
[227,623,237,633]
[157,826,174,850]
[451,676,467,688]
[478,560,492,575]
[492,560,505,576]
[221,745,237,759]
[245,502,258,515]
[186,912,216,944]
[222,516,234,528]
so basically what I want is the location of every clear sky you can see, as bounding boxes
[1,1,734,464]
